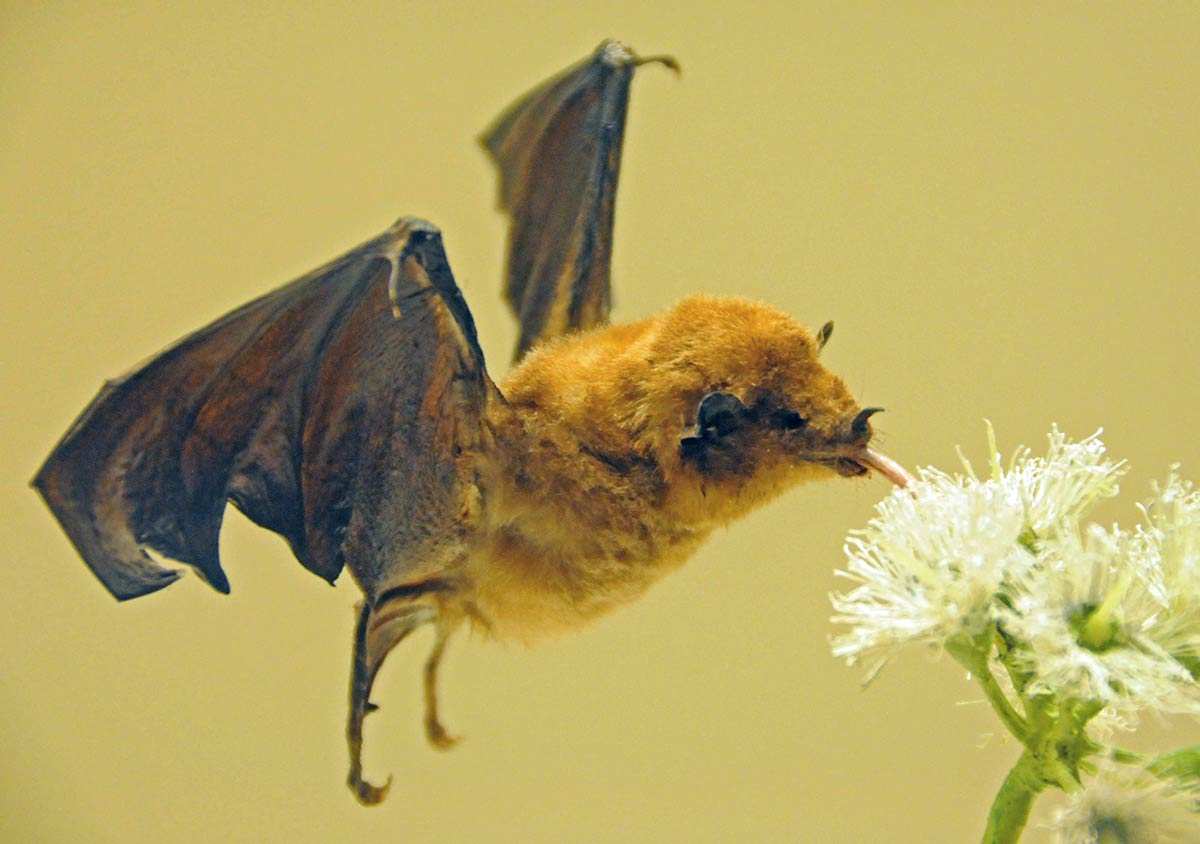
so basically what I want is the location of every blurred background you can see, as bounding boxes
[3,3,1198,841]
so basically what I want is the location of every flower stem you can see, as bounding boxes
[977,660,1031,746]
[981,751,1045,844]
[947,637,1030,746]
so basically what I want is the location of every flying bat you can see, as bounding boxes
[33,40,913,805]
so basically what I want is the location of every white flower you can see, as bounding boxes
[1001,522,1200,722]
[1134,470,1200,673]
[1049,766,1200,843]
[830,425,1125,676]
[1003,426,1125,539]
[830,467,1030,672]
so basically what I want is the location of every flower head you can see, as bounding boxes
[1001,521,1200,723]
[1049,766,1200,843]
[996,467,1200,722]
[830,424,1125,675]
[830,465,1029,672]
[1133,470,1200,674]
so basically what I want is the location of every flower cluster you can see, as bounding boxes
[832,425,1200,841]
[1049,764,1198,844]
[831,425,1200,722]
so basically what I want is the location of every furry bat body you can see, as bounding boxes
[33,41,911,804]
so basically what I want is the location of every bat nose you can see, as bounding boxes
[850,407,884,441]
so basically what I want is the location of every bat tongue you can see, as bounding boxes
[856,448,915,488]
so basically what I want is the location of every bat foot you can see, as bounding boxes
[348,770,393,806]
[425,717,461,751]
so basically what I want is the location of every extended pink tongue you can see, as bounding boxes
[858,448,915,488]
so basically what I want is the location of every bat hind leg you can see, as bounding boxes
[423,622,461,750]
[346,597,430,805]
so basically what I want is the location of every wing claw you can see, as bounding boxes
[631,53,681,75]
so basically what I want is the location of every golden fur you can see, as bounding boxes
[460,295,868,643]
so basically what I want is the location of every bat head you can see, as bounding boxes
[501,294,908,529]
[632,295,901,524]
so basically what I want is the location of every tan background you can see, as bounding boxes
[3,3,1198,842]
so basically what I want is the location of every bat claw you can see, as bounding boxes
[425,717,461,751]
[632,53,681,77]
[348,770,393,806]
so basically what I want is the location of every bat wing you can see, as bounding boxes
[481,39,676,360]
[33,218,497,600]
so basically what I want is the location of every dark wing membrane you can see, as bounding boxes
[481,39,672,360]
[33,218,494,600]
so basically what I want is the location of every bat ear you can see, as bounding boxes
[679,391,750,460]
[695,391,749,436]
[816,320,834,353]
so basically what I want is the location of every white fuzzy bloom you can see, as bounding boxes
[1134,471,1200,672]
[1003,427,1125,537]
[1049,766,1200,843]
[830,425,1124,674]
[999,470,1200,722]
[1001,522,1200,723]
[830,467,1029,671]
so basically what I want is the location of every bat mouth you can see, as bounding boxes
[832,457,870,478]
[809,448,914,487]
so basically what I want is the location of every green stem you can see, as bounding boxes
[981,751,1045,844]
[977,660,1031,746]
[947,637,1030,746]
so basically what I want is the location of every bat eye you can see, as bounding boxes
[775,410,807,430]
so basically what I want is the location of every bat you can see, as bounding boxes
[33,39,913,805]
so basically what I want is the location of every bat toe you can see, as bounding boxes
[349,771,393,806]
[425,718,462,751]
